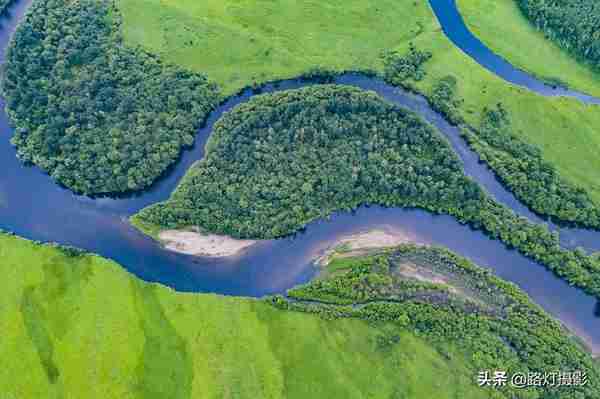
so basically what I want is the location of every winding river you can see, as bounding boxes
[430,0,600,105]
[1,0,599,352]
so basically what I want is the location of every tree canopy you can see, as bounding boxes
[384,47,600,229]
[136,85,482,238]
[134,85,600,301]
[276,245,600,399]
[2,0,219,194]
[517,0,600,68]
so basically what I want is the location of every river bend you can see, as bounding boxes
[0,0,599,352]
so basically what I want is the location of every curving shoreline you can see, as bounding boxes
[0,0,599,351]
[158,229,259,258]
[427,0,600,104]
[314,228,420,266]
[315,228,600,356]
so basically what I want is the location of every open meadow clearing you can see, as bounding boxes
[118,0,600,203]
[119,0,434,94]
[0,233,494,399]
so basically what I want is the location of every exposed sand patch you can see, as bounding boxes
[316,228,420,266]
[158,230,257,257]
[395,262,461,294]
[397,262,450,285]
[337,229,415,250]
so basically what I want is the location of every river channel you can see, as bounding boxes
[0,0,599,352]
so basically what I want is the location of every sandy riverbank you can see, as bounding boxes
[158,229,258,257]
[316,228,420,266]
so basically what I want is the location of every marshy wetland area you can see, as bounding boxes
[2,0,600,397]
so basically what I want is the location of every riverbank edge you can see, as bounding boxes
[455,0,600,98]
[129,215,259,258]
[128,77,600,306]
[312,228,421,267]
[132,66,600,233]
[279,242,600,359]
[312,228,600,357]
[6,0,600,225]
[335,234,600,356]
[2,228,527,399]
[3,227,598,362]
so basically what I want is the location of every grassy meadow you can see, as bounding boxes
[457,0,600,98]
[404,29,600,203]
[118,0,434,94]
[0,233,492,398]
[118,0,600,203]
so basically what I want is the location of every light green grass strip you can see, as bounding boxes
[404,26,600,203]
[457,0,600,98]
[118,0,600,204]
[0,233,489,398]
[119,0,435,95]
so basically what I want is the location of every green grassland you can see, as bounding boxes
[118,0,433,94]
[457,0,600,98]
[0,233,494,399]
[118,0,600,204]
[402,30,600,203]
[283,245,600,398]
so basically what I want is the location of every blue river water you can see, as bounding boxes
[429,0,600,104]
[0,0,598,351]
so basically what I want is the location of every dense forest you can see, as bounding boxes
[1,0,218,194]
[516,0,600,67]
[135,85,482,237]
[135,85,600,300]
[273,246,600,398]
[384,47,600,229]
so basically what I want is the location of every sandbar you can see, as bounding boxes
[158,229,257,258]
[316,228,420,266]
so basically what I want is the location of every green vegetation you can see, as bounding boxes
[395,57,600,228]
[115,0,600,205]
[382,44,432,85]
[118,0,434,95]
[7,0,600,212]
[400,31,600,205]
[133,85,600,301]
[2,232,599,397]
[457,0,600,97]
[451,0,600,217]
[278,245,600,398]
[1,232,511,398]
[135,85,480,238]
[4,2,600,395]
[515,0,600,71]
[466,104,600,228]
[2,0,218,194]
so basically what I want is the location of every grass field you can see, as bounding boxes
[118,0,600,204]
[405,29,600,203]
[118,0,434,95]
[0,233,492,398]
[457,0,600,98]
